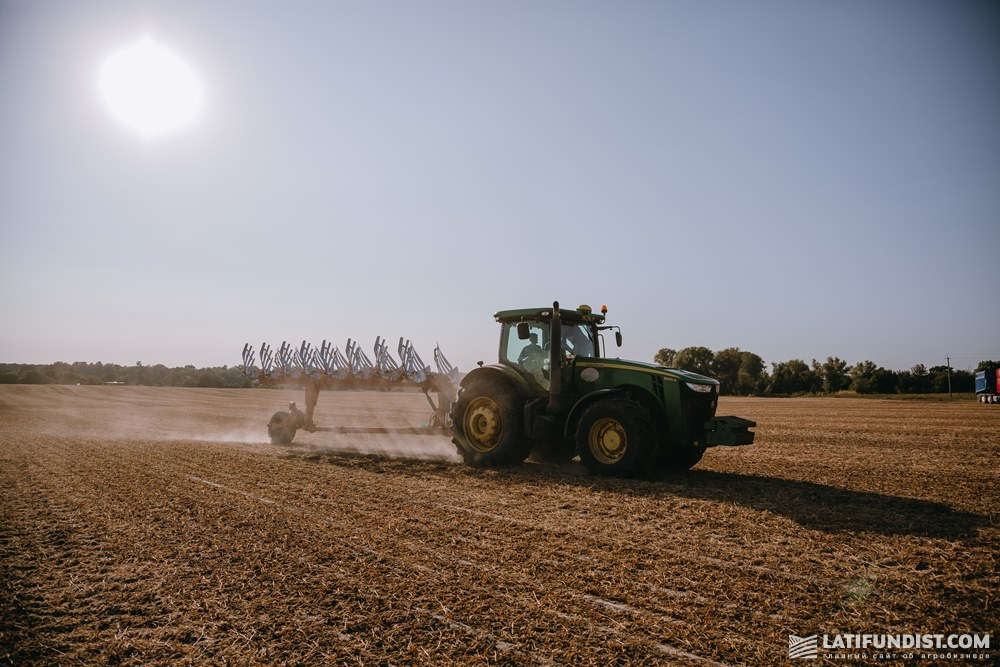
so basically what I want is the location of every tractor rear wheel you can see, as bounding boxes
[267,411,297,445]
[450,377,530,467]
[575,396,655,477]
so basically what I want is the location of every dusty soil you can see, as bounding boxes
[1,385,997,665]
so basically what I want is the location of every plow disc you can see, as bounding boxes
[241,338,459,444]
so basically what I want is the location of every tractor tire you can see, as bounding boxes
[658,445,705,472]
[267,410,297,445]
[575,396,655,478]
[450,377,530,467]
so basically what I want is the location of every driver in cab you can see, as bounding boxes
[518,333,543,368]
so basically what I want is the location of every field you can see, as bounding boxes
[1,385,997,665]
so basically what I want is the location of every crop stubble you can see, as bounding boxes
[0,386,997,665]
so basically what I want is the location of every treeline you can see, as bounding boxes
[654,347,998,396]
[3,354,996,397]
[0,361,251,388]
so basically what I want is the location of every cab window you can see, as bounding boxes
[562,324,595,358]
[501,322,549,388]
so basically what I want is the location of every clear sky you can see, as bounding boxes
[1,0,998,374]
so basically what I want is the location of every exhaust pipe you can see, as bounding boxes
[548,301,566,414]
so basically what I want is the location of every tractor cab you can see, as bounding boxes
[496,304,607,391]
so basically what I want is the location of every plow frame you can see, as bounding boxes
[242,338,459,443]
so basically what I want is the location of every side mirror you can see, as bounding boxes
[615,331,623,347]
[517,322,531,340]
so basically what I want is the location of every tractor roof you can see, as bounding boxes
[494,304,606,325]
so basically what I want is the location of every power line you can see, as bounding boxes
[946,356,953,399]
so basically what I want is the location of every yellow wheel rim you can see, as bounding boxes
[464,396,502,452]
[589,417,627,464]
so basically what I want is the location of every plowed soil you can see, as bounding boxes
[1,385,997,665]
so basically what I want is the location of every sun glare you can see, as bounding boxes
[98,35,204,140]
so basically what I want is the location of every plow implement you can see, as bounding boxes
[241,338,459,444]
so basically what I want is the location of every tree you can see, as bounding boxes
[737,352,766,395]
[850,361,896,394]
[850,360,878,393]
[951,370,974,393]
[768,359,816,395]
[0,361,253,388]
[706,348,766,395]
[928,366,956,393]
[19,369,45,384]
[820,357,849,393]
[872,367,898,394]
[672,346,714,377]
[900,364,931,394]
[711,348,743,395]
[149,364,170,386]
[654,348,676,367]
[196,371,223,388]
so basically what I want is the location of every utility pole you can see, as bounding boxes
[946,356,953,399]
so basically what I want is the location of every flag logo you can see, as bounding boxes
[788,635,818,659]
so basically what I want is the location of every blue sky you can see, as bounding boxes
[1,0,998,374]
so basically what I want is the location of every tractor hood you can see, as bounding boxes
[578,358,720,387]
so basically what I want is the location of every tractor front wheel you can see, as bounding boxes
[450,378,530,467]
[575,396,655,477]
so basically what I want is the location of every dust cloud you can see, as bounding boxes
[290,432,460,462]
[10,385,460,463]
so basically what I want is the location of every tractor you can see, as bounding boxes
[449,301,755,476]
[241,300,755,477]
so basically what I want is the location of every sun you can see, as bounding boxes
[98,35,204,140]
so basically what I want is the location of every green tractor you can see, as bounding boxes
[450,301,755,477]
